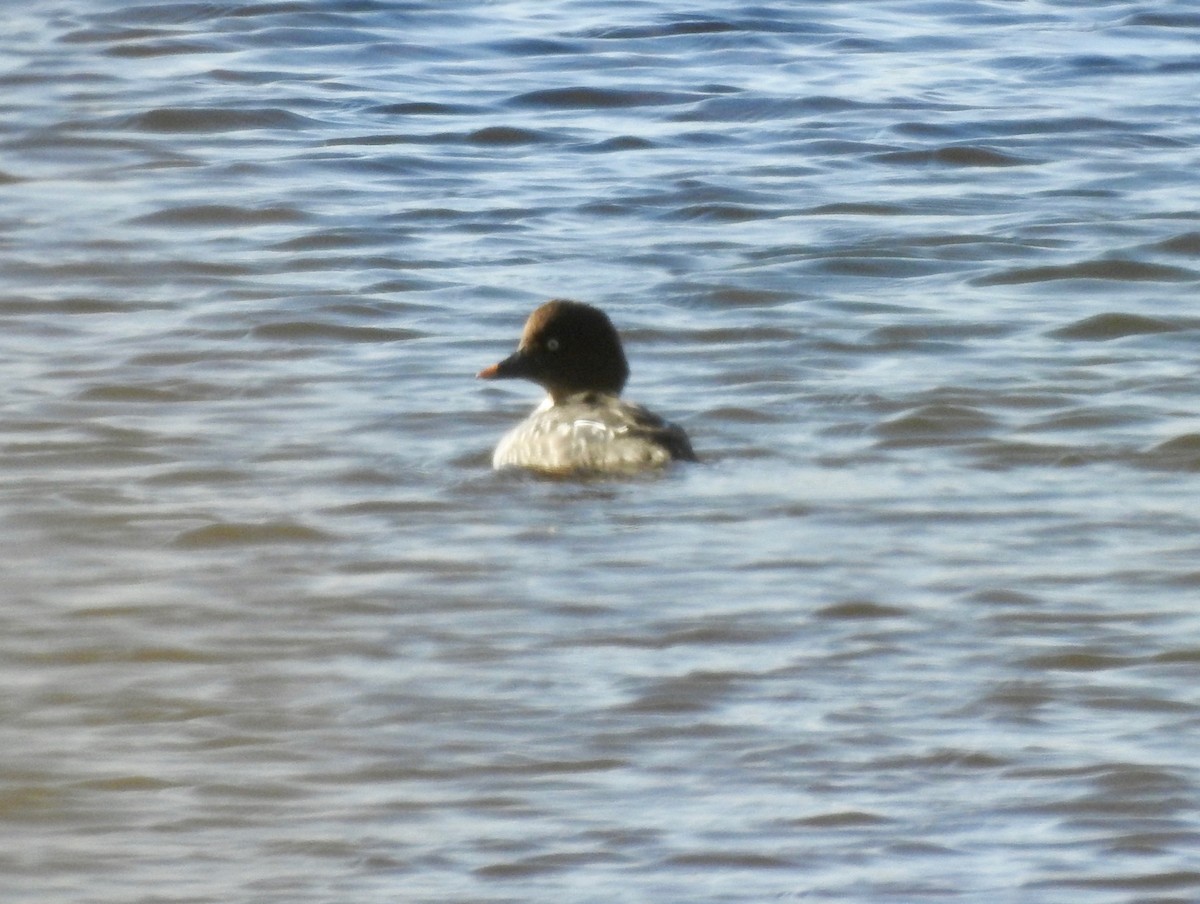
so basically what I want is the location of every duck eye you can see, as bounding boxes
[545,338,560,352]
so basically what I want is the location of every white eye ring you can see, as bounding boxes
[546,338,560,351]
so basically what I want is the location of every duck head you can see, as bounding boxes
[478,299,630,403]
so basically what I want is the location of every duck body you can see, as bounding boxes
[492,391,695,474]
[479,300,696,476]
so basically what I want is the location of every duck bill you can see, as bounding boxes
[477,350,533,381]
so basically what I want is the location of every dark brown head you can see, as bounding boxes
[478,299,630,402]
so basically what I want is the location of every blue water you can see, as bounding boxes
[2,3,1199,902]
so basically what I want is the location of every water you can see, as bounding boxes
[2,2,1200,902]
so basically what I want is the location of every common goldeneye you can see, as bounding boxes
[478,299,697,474]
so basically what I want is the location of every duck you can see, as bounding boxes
[478,299,696,474]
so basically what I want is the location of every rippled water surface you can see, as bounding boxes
[3,2,1200,902]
